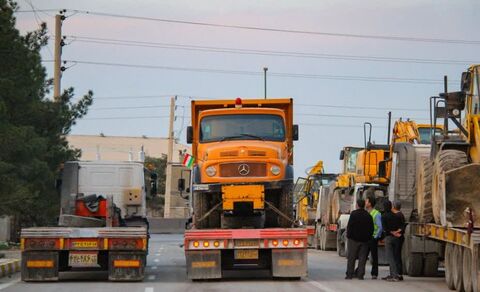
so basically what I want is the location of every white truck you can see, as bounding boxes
[21,161,149,282]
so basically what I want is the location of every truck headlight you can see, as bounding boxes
[206,166,217,177]
[270,165,281,176]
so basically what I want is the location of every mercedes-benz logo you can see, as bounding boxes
[238,164,250,176]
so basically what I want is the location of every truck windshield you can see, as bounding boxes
[418,127,442,144]
[200,114,285,142]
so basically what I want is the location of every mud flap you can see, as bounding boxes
[21,251,59,282]
[271,248,307,278]
[443,163,480,227]
[108,251,146,281]
[186,250,221,280]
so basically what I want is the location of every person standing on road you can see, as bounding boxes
[382,200,405,282]
[392,200,405,280]
[345,198,374,280]
[365,193,383,280]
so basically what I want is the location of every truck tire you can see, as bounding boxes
[406,253,423,277]
[337,229,346,257]
[432,150,468,225]
[423,253,439,277]
[278,184,293,228]
[193,191,209,229]
[446,243,456,290]
[453,245,464,291]
[417,159,434,223]
[463,248,473,292]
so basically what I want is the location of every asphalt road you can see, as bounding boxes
[0,234,449,292]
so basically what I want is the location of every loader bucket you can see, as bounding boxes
[443,163,480,227]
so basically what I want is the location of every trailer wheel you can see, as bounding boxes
[432,150,468,225]
[337,229,346,257]
[446,243,456,290]
[423,253,439,277]
[417,159,434,223]
[464,248,474,292]
[313,226,321,250]
[453,245,464,291]
[193,191,209,229]
[320,226,326,251]
[278,184,294,228]
[471,246,480,292]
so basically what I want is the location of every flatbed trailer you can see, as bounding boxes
[411,223,480,291]
[184,228,308,280]
[21,226,148,282]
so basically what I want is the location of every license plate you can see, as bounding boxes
[234,249,258,260]
[71,241,97,248]
[68,252,98,267]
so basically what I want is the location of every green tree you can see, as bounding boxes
[0,1,93,227]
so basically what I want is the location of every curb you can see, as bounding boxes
[0,259,20,278]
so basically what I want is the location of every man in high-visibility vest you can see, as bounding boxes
[365,191,383,280]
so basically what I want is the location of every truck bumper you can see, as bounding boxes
[193,180,293,193]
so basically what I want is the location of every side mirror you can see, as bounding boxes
[292,124,299,141]
[461,71,472,92]
[186,126,193,144]
[178,178,185,192]
[339,150,345,160]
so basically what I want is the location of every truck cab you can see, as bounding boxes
[186,98,298,229]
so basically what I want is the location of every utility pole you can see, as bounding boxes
[53,13,64,101]
[263,67,268,99]
[164,96,176,218]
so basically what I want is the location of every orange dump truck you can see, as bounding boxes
[184,98,307,279]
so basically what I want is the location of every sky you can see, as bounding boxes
[14,0,480,176]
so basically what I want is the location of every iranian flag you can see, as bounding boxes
[182,153,195,168]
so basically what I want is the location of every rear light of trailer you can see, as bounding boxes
[213,240,220,247]
[23,238,62,250]
[271,239,279,247]
[293,239,301,246]
[109,238,144,250]
[203,241,210,248]
[282,240,289,246]
[113,259,141,268]
[193,241,200,248]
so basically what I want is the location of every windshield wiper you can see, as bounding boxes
[219,134,265,142]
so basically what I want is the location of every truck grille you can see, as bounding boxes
[219,163,266,177]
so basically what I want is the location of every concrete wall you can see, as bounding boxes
[0,216,11,242]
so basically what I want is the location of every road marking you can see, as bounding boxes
[305,279,337,292]
[148,275,155,280]
[154,259,159,263]
[151,266,157,270]
[155,253,161,256]
[0,273,20,290]
[145,287,154,292]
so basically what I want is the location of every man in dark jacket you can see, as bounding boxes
[382,200,405,282]
[345,198,374,280]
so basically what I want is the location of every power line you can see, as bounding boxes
[66,35,477,65]
[296,103,428,112]
[60,59,458,85]
[64,10,480,45]
[91,105,175,110]
[82,115,170,120]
